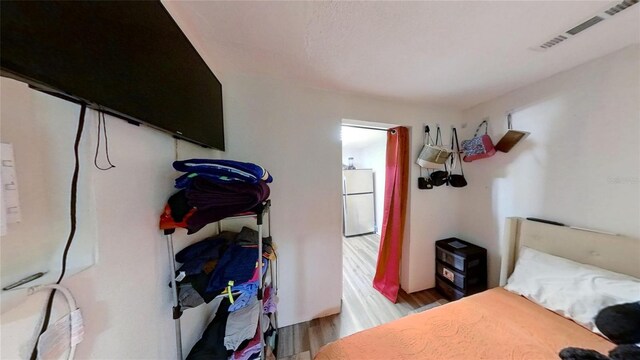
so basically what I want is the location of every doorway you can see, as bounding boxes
[340,121,389,333]
[341,124,387,238]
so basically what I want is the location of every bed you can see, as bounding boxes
[315,217,640,360]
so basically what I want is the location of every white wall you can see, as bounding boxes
[456,45,640,288]
[1,71,460,358]
[0,85,98,309]
[0,77,221,359]
[221,74,461,318]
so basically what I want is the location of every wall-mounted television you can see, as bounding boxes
[1,1,224,150]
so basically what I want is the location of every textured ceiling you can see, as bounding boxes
[163,1,640,109]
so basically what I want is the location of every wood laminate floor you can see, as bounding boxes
[277,234,444,359]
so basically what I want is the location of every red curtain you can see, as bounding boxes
[373,126,409,303]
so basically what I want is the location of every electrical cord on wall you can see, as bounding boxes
[94,109,115,171]
[30,103,87,360]
[175,138,179,161]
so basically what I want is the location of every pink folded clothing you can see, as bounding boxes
[263,287,276,314]
[248,259,268,283]
[231,327,261,360]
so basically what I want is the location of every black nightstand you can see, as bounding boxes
[435,237,487,300]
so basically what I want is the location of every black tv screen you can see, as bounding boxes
[1,1,224,150]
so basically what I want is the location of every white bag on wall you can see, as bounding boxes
[416,126,453,169]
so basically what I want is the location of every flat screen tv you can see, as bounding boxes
[1,1,224,150]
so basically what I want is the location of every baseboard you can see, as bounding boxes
[278,303,342,328]
[314,303,342,319]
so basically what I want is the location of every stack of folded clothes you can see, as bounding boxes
[175,227,274,310]
[159,159,272,234]
[176,227,278,360]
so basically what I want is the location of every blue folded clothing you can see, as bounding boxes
[206,244,258,293]
[175,232,235,276]
[228,282,258,312]
[173,159,273,188]
[228,260,268,312]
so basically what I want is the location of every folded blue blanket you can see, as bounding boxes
[206,244,258,293]
[173,159,272,188]
[175,237,224,276]
[175,232,235,275]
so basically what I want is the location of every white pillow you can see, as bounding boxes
[505,246,640,334]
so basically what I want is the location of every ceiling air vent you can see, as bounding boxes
[540,35,568,49]
[566,16,605,35]
[605,0,639,15]
[531,0,638,51]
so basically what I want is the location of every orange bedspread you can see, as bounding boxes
[315,288,613,360]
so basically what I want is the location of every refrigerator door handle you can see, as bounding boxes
[342,177,348,229]
[342,195,348,232]
[343,194,348,217]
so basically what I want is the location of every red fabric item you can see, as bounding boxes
[159,204,196,230]
[373,126,409,303]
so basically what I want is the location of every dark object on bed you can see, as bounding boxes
[559,348,609,360]
[559,302,640,360]
[608,345,640,360]
[560,345,640,360]
[435,238,487,300]
[596,302,640,345]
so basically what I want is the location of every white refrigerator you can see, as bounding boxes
[342,169,375,237]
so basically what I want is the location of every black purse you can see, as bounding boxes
[418,175,433,190]
[430,170,449,186]
[418,126,434,190]
[448,128,467,188]
[429,127,449,187]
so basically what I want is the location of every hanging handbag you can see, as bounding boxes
[429,127,453,186]
[448,128,467,188]
[461,119,496,162]
[430,168,448,186]
[417,126,434,189]
[416,126,453,168]
[418,173,433,190]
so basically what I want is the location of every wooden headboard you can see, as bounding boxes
[499,217,640,286]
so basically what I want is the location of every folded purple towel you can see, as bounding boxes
[185,178,270,234]
[186,179,270,210]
